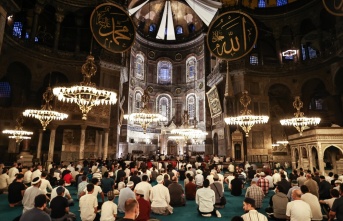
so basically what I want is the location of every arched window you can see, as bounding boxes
[157,61,172,85]
[0,80,11,107]
[186,57,197,82]
[277,0,288,6]
[176,26,183,35]
[249,54,258,65]
[13,22,23,38]
[149,24,156,33]
[157,94,172,121]
[187,94,196,120]
[134,91,142,112]
[135,54,144,80]
[188,23,195,33]
[258,0,266,7]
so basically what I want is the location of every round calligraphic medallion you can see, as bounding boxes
[90,3,135,53]
[207,11,258,61]
[322,0,343,16]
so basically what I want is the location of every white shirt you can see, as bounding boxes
[265,175,274,188]
[195,174,204,186]
[0,173,10,189]
[100,201,117,221]
[301,193,323,220]
[31,169,42,181]
[51,186,71,201]
[207,174,214,184]
[8,167,19,183]
[84,185,103,198]
[286,199,312,221]
[80,194,98,221]
[134,181,152,201]
[23,170,32,184]
[241,210,268,221]
[39,178,53,194]
[324,198,337,209]
[150,183,170,208]
[228,164,235,172]
[272,173,281,184]
[196,187,215,213]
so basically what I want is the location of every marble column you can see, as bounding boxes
[98,131,103,159]
[103,129,109,160]
[30,3,43,42]
[47,126,57,165]
[53,11,64,51]
[318,143,325,175]
[37,129,43,160]
[79,125,87,160]
[308,147,313,173]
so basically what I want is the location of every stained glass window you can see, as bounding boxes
[277,0,288,6]
[186,57,196,82]
[135,54,144,80]
[0,82,11,98]
[258,0,266,8]
[157,61,172,84]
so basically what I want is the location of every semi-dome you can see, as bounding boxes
[128,0,221,42]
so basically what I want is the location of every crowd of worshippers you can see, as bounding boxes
[1,160,343,221]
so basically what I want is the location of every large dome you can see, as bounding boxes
[128,0,208,42]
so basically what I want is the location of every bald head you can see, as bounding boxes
[306,174,312,179]
[292,189,302,200]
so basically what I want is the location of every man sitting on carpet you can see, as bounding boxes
[150,175,173,215]
[19,194,51,221]
[196,179,221,218]
[241,197,268,221]
[168,176,185,207]
[50,186,76,221]
[135,189,151,221]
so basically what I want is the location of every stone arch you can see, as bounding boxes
[323,145,343,173]
[6,61,32,106]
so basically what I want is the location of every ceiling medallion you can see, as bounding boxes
[147,86,154,93]
[198,82,203,89]
[175,53,182,61]
[148,50,155,59]
[175,88,182,95]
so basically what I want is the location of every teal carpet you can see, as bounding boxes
[0,182,277,221]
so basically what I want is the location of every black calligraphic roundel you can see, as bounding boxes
[322,0,343,16]
[90,3,135,53]
[207,11,258,61]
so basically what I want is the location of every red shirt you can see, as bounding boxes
[63,173,73,184]
[185,181,197,200]
[136,197,151,221]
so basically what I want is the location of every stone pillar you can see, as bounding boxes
[53,10,64,51]
[30,3,43,42]
[308,147,313,173]
[47,126,57,165]
[103,129,109,160]
[317,143,325,175]
[0,6,7,54]
[291,147,296,169]
[79,125,87,160]
[37,129,43,159]
[98,131,103,158]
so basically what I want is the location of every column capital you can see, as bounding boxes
[48,124,58,130]
[103,128,110,133]
[80,125,87,130]
[55,12,64,23]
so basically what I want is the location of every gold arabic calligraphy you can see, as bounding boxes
[95,6,132,49]
[334,0,343,11]
[210,13,255,58]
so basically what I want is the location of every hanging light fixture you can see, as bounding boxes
[2,117,33,143]
[280,96,321,136]
[126,88,167,134]
[171,110,208,141]
[23,86,68,130]
[224,90,269,137]
[53,54,117,120]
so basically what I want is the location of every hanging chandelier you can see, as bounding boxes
[53,54,117,120]
[2,117,33,143]
[171,110,208,140]
[224,90,269,137]
[23,87,68,130]
[126,88,167,134]
[280,96,321,136]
